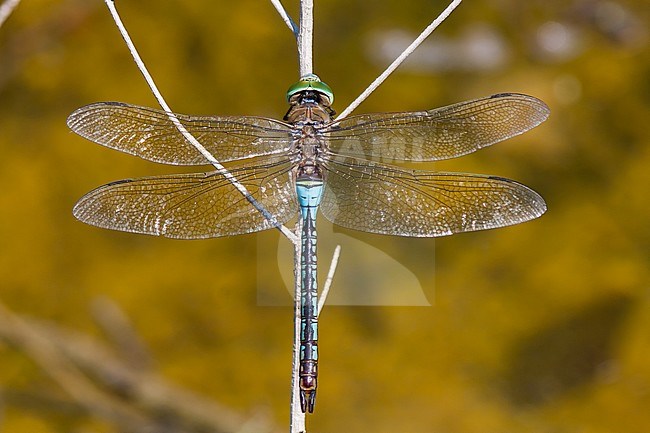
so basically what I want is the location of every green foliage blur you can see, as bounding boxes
[0,0,648,431]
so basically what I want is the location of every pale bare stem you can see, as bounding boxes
[269,0,298,35]
[103,0,298,244]
[0,0,21,28]
[290,1,315,429]
[290,223,307,433]
[297,0,314,77]
[336,0,463,120]
[317,245,341,316]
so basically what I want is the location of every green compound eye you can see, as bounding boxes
[286,73,334,104]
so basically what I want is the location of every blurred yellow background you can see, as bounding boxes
[0,0,648,431]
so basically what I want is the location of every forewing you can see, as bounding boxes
[73,159,298,239]
[67,102,294,165]
[320,158,546,237]
[325,93,549,162]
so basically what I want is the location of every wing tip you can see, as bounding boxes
[67,101,129,134]
[488,174,548,219]
[490,92,551,124]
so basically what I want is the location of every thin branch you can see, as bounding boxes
[336,0,463,120]
[269,0,298,35]
[103,0,298,244]
[0,0,21,28]
[318,245,341,316]
[297,0,313,77]
[289,1,315,429]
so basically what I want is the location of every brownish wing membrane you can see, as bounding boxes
[67,102,294,165]
[325,93,549,162]
[73,159,297,239]
[320,158,546,237]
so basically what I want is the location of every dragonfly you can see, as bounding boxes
[68,74,548,413]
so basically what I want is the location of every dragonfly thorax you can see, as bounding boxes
[285,91,333,182]
[295,123,324,180]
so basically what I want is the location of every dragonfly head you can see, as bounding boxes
[286,74,334,107]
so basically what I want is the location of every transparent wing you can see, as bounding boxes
[324,93,549,162]
[67,102,295,166]
[73,159,298,239]
[320,158,546,237]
